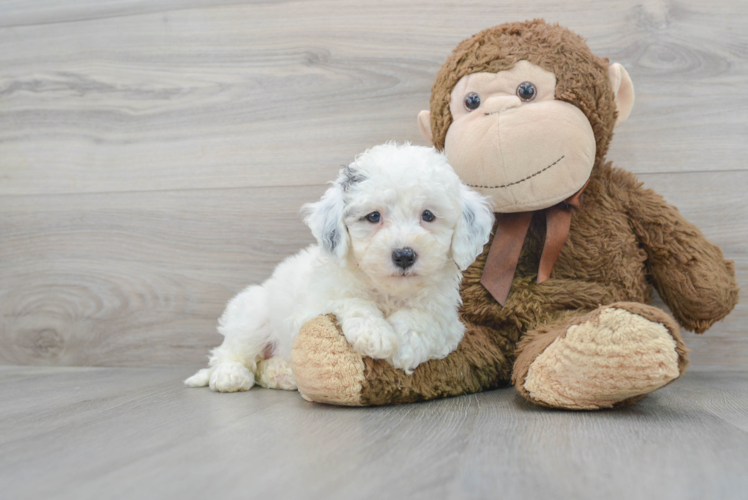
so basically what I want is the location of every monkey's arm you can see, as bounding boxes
[617,169,739,333]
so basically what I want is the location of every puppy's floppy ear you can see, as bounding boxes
[302,177,350,264]
[451,184,494,271]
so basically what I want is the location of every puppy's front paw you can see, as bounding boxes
[389,344,419,375]
[386,311,464,375]
[208,361,255,393]
[343,317,398,359]
[388,330,428,375]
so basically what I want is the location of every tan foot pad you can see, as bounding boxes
[523,307,680,410]
[256,358,297,391]
[291,315,366,405]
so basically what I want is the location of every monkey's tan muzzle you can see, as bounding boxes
[444,100,596,213]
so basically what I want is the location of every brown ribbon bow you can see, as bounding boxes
[480,182,588,306]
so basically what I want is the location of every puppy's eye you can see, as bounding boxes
[421,210,435,222]
[365,212,381,223]
[464,92,481,111]
[516,82,537,102]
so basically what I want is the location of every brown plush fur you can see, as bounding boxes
[359,319,512,405]
[293,20,739,408]
[429,19,617,166]
[352,158,737,406]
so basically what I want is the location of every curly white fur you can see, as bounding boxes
[185,143,494,392]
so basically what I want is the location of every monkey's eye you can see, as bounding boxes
[365,212,381,223]
[421,210,435,222]
[464,92,481,111]
[516,82,537,102]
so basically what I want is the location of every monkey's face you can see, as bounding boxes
[441,61,596,213]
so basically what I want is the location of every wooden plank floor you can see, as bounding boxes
[1,365,747,500]
[1,0,747,369]
[2,3,746,497]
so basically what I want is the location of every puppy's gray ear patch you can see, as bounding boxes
[451,185,495,271]
[302,177,350,263]
[340,166,367,192]
[322,226,339,253]
[462,204,476,235]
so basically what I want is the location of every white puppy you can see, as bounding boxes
[185,143,494,392]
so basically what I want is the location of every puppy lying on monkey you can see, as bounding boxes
[185,143,494,392]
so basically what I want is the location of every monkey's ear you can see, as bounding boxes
[417,110,433,144]
[608,63,635,127]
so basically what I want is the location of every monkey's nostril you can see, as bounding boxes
[483,96,522,115]
[392,248,417,269]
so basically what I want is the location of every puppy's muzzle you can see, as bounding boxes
[392,247,417,270]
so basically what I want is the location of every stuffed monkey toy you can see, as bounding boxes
[290,20,739,409]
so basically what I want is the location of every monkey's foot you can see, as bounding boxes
[513,303,688,410]
[256,357,298,391]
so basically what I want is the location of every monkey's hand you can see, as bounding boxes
[621,170,739,333]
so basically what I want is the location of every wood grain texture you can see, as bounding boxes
[1,0,747,196]
[0,185,319,366]
[0,171,745,368]
[1,366,747,500]
[0,0,746,368]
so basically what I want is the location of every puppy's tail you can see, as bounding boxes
[184,368,212,387]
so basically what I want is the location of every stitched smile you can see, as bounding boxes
[466,155,565,189]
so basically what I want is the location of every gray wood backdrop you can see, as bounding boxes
[1,0,746,370]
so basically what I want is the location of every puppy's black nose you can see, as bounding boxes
[392,247,417,269]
